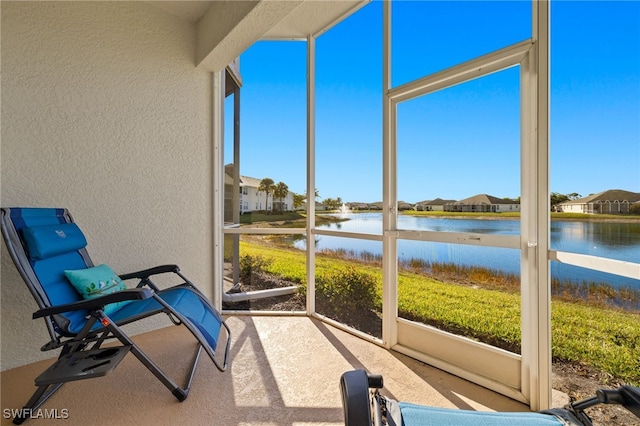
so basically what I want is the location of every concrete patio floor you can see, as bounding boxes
[2,315,543,425]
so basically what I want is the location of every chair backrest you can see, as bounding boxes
[1,207,94,336]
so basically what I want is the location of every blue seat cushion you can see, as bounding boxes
[67,287,223,351]
[398,403,564,426]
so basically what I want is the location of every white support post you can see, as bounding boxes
[382,0,397,349]
[522,0,551,411]
[212,70,225,312]
[520,51,534,405]
[306,35,316,316]
[534,0,552,410]
[232,85,241,287]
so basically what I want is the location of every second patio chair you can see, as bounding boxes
[340,369,640,426]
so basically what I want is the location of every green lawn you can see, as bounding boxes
[238,239,640,385]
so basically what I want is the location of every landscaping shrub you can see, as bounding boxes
[239,253,273,281]
[316,265,380,313]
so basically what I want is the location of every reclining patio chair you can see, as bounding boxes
[1,207,231,424]
[340,369,640,426]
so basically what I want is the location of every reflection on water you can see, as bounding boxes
[294,213,640,289]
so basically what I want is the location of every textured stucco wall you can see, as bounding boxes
[1,2,214,370]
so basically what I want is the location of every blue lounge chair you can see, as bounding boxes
[340,369,640,426]
[1,207,231,424]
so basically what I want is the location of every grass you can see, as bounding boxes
[237,237,640,385]
[397,273,522,351]
[397,272,640,384]
[400,257,640,311]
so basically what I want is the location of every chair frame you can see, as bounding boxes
[1,208,231,424]
[340,369,640,426]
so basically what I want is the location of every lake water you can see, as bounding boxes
[295,213,640,289]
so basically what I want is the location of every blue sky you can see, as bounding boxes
[227,1,639,204]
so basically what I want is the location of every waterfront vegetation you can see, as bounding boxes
[239,211,304,224]
[407,211,640,221]
[237,236,640,385]
[238,210,640,224]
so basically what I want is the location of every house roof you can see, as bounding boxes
[561,189,640,205]
[454,194,518,205]
[424,198,457,206]
[239,175,262,188]
[224,164,275,190]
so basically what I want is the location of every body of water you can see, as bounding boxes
[295,213,640,289]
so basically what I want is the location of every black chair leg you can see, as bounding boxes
[12,382,65,425]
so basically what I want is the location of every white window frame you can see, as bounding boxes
[380,1,551,409]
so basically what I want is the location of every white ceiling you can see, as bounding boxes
[148,1,215,24]
[148,0,367,39]
[147,0,367,72]
[262,1,367,39]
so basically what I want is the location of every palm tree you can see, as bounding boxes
[551,192,569,208]
[305,188,320,203]
[293,193,305,210]
[273,182,289,213]
[258,177,275,213]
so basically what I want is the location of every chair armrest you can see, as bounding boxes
[119,264,180,281]
[340,370,373,426]
[621,386,640,418]
[33,288,154,319]
[598,386,640,418]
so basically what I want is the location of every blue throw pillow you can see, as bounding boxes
[65,264,131,316]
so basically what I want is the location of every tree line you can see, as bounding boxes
[551,192,581,207]
[256,183,639,215]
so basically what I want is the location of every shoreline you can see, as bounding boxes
[398,211,640,223]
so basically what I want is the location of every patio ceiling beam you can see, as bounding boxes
[196,0,303,72]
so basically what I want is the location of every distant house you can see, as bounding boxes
[398,201,415,211]
[415,200,431,211]
[224,165,295,214]
[444,194,520,213]
[416,198,457,212]
[558,189,640,214]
